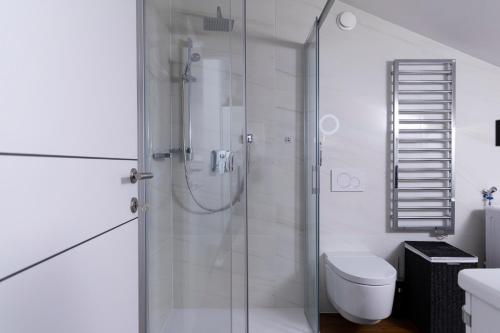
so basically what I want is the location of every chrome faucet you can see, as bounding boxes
[483,186,498,206]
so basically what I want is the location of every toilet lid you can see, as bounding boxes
[325,252,397,286]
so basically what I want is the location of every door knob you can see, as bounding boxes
[130,168,154,184]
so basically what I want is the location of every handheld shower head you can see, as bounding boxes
[183,52,201,80]
[182,38,201,82]
[190,53,201,62]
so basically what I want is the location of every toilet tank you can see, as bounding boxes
[485,207,500,268]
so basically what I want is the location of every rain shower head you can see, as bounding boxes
[203,6,234,32]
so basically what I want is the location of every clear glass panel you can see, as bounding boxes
[143,1,175,331]
[143,0,246,332]
[304,20,320,333]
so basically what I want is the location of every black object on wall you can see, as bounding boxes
[496,120,500,146]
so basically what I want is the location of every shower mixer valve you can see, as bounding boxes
[211,150,234,174]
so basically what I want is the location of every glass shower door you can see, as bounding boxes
[304,19,320,333]
[142,0,247,332]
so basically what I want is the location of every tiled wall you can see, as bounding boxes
[319,1,500,312]
[246,0,326,308]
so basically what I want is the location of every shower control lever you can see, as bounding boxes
[152,152,171,160]
[130,168,154,184]
[211,150,234,174]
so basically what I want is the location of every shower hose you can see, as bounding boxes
[180,77,244,213]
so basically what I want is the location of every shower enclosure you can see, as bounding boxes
[139,0,334,332]
[304,1,334,331]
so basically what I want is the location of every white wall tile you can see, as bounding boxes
[319,1,498,312]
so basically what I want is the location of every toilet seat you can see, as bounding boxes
[325,252,396,286]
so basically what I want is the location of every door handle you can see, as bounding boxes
[130,168,154,184]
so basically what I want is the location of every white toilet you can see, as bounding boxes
[325,252,397,325]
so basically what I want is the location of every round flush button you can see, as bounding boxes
[337,11,357,31]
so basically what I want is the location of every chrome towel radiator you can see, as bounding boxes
[391,59,456,235]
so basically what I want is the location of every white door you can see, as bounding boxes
[0,1,140,332]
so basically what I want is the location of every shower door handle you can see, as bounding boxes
[246,133,254,174]
[312,165,319,195]
[130,168,154,183]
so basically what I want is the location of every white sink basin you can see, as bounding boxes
[458,269,500,309]
[458,269,500,332]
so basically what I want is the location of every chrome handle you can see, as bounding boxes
[130,168,154,184]
[246,134,254,174]
[246,133,254,143]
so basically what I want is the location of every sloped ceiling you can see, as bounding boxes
[342,0,500,67]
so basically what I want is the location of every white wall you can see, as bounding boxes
[0,222,139,333]
[0,0,137,158]
[319,1,500,312]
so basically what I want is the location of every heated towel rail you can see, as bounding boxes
[391,59,456,235]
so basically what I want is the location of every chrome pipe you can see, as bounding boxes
[399,129,451,133]
[399,100,452,104]
[397,60,454,65]
[398,207,452,210]
[399,110,451,114]
[398,187,452,191]
[399,90,452,94]
[398,197,452,201]
[399,148,451,152]
[399,158,451,162]
[398,178,451,182]
[399,119,451,124]
[397,216,452,220]
[398,70,452,75]
[399,80,452,84]
[398,168,451,172]
[399,138,451,143]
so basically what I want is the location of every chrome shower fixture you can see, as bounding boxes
[190,53,201,62]
[182,38,201,83]
[203,6,234,32]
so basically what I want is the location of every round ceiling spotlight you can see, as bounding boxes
[337,11,357,31]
